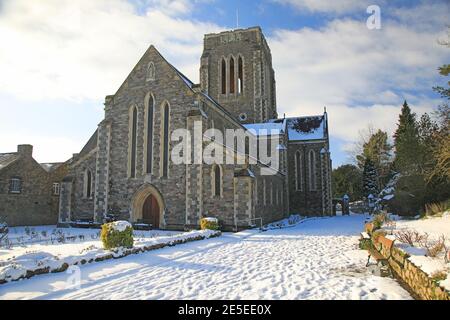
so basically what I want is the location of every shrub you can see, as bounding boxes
[200,217,219,231]
[101,221,134,250]
[372,212,390,230]
[372,229,387,243]
[395,229,428,247]
[425,202,448,217]
[0,219,8,243]
[430,270,447,283]
[425,235,446,258]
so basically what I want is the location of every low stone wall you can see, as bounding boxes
[371,235,450,300]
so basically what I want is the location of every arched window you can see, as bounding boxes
[85,169,92,198]
[129,106,138,178]
[238,56,243,94]
[147,62,155,81]
[145,94,154,174]
[295,151,302,191]
[161,103,170,178]
[212,165,222,197]
[229,56,235,94]
[309,150,316,191]
[221,58,226,94]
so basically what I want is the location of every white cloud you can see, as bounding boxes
[269,8,449,145]
[0,0,222,101]
[273,0,371,14]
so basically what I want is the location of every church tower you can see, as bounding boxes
[200,27,277,124]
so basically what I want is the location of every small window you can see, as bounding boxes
[9,178,21,194]
[53,183,60,196]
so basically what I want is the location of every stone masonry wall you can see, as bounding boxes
[374,235,450,300]
[0,150,68,226]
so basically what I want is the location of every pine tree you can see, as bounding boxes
[393,101,421,174]
[363,158,379,198]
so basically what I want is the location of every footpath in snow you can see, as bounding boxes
[0,215,412,300]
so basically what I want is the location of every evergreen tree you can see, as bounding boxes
[363,158,379,198]
[393,101,421,174]
[332,164,363,201]
[356,129,392,187]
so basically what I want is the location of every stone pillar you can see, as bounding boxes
[233,169,254,231]
[320,148,333,216]
[185,110,204,229]
[58,177,74,224]
[94,120,112,223]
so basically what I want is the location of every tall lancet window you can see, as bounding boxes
[221,58,227,94]
[229,56,235,94]
[309,150,316,191]
[295,151,302,191]
[238,56,243,94]
[84,169,92,198]
[161,103,170,178]
[129,106,138,178]
[213,165,222,197]
[145,94,154,174]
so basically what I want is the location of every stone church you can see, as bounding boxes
[58,27,333,231]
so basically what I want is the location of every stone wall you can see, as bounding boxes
[287,141,332,216]
[200,27,277,124]
[0,147,68,226]
[372,235,450,300]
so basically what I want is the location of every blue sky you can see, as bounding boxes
[0,0,448,167]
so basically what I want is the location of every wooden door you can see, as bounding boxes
[142,194,160,228]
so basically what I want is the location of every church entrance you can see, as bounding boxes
[142,194,160,228]
[131,184,165,229]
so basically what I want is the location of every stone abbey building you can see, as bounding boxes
[58,27,333,231]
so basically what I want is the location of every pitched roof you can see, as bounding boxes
[285,115,326,141]
[243,121,286,136]
[0,152,19,171]
[78,129,98,157]
[39,162,64,172]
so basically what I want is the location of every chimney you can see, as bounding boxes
[17,144,33,157]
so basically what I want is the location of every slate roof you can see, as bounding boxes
[0,153,19,171]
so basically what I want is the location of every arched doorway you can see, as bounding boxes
[143,194,160,228]
[131,184,165,229]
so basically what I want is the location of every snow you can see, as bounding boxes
[0,226,217,284]
[110,221,132,232]
[396,215,450,243]
[0,215,412,300]
[394,215,450,290]
[243,123,285,136]
[286,116,325,141]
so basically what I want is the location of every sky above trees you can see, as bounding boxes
[0,0,448,165]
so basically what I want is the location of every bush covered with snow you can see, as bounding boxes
[101,221,133,250]
[200,217,219,231]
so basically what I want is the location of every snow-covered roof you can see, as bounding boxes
[243,121,286,136]
[0,153,19,171]
[286,115,326,141]
[39,163,63,172]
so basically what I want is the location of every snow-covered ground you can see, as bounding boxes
[0,215,412,300]
[393,213,450,290]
